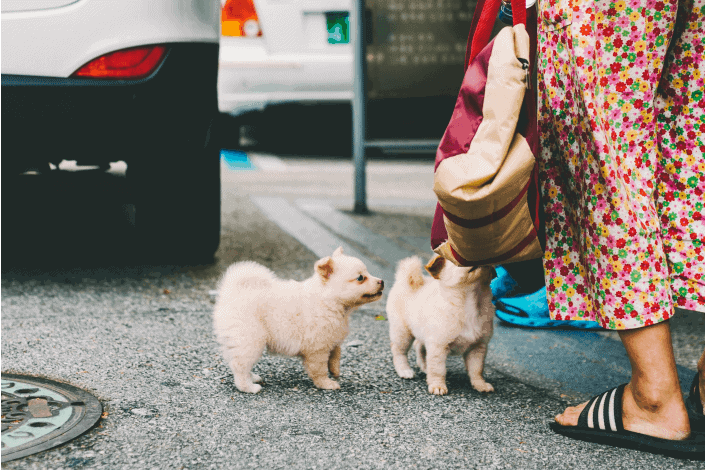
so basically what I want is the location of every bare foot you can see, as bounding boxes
[698,351,705,409]
[555,383,690,440]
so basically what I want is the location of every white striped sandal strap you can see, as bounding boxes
[576,384,626,433]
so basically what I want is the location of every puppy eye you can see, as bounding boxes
[356,274,365,282]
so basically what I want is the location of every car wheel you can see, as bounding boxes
[130,117,221,265]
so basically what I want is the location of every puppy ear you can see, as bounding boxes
[315,256,335,281]
[333,246,344,257]
[424,254,446,279]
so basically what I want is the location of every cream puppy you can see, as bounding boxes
[213,247,384,393]
[386,254,495,395]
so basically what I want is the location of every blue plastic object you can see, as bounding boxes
[491,266,518,300]
[221,149,255,170]
[492,266,602,329]
[498,2,514,24]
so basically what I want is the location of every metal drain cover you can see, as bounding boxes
[1,374,102,462]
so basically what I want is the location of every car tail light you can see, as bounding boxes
[222,0,262,37]
[71,45,167,79]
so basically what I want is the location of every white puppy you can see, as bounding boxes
[213,247,384,393]
[386,254,496,395]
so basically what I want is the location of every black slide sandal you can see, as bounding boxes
[550,384,705,460]
[687,373,705,433]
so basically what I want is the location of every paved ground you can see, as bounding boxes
[2,141,704,469]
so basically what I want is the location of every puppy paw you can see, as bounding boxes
[314,379,341,390]
[428,383,448,396]
[329,366,341,378]
[251,373,262,383]
[396,368,415,379]
[236,383,262,394]
[471,380,495,393]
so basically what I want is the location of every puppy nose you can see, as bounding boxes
[378,279,384,288]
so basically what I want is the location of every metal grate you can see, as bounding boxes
[1,374,102,462]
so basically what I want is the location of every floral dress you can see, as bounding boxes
[537,0,705,329]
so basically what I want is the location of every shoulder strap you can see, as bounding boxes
[466,0,529,68]
[463,0,489,71]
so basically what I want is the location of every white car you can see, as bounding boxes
[2,0,222,263]
[217,0,354,117]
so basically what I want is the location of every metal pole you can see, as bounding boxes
[352,0,368,214]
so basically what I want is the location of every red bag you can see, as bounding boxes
[430,0,544,267]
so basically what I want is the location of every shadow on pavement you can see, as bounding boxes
[1,168,215,281]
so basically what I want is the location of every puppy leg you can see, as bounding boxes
[464,343,494,393]
[390,326,415,379]
[303,351,340,390]
[328,345,341,378]
[425,343,449,395]
[227,341,266,394]
[413,340,427,374]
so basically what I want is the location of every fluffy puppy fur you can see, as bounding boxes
[213,247,384,393]
[386,254,496,395]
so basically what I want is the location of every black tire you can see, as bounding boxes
[131,117,221,265]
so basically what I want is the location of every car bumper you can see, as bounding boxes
[2,43,219,170]
[1,0,219,78]
[217,39,353,116]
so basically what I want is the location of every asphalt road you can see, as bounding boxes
[2,133,704,469]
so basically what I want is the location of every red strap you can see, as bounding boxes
[467,0,501,68]
[463,0,488,71]
[467,0,528,68]
[512,0,527,29]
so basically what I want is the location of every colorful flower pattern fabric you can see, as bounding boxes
[537,0,705,329]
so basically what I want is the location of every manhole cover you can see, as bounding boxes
[1,374,102,462]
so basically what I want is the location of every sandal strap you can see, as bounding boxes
[691,372,704,415]
[577,384,626,433]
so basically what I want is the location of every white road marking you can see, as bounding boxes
[248,154,288,171]
[250,196,394,282]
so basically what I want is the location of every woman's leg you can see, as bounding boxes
[556,321,690,440]
[699,348,705,407]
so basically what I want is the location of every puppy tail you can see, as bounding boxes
[395,256,425,291]
[219,261,276,293]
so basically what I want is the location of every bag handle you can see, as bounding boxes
[463,0,489,71]
[465,0,528,69]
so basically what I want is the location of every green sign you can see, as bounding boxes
[327,12,349,44]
